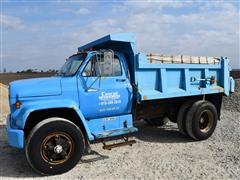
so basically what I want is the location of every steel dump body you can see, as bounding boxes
[136,54,233,101]
[78,33,234,102]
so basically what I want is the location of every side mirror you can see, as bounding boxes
[96,50,114,76]
[103,51,114,75]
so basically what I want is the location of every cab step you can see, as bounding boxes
[102,137,136,150]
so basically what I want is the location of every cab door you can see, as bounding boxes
[78,51,132,120]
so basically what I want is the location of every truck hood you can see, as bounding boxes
[9,77,62,98]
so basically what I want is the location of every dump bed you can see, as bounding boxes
[78,33,235,101]
[136,53,234,101]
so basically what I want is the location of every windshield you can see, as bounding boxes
[58,53,87,76]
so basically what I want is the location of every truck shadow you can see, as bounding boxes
[134,120,194,143]
[80,150,109,164]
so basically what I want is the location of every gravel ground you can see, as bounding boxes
[222,79,240,112]
[0,110,239,180]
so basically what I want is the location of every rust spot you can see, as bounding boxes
[210,86,223,92]
[143,96,148,100]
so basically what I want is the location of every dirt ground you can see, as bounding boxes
[0,83,9,123]
[0,80,239,179]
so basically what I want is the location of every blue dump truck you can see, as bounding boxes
[7,33,235,175]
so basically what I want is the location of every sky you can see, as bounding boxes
[1,0,240,72]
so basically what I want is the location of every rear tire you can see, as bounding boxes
[25,117,85,175]
[177,100,195,136]
[185,101,218,140]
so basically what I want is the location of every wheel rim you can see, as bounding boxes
[40,132,74,165]
[199,110,214,133]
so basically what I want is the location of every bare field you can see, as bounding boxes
[0,73,55,86]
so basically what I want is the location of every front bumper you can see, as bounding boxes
[6,115,24,149]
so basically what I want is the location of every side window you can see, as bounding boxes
[82,53,122,77]
[82,56,100,77]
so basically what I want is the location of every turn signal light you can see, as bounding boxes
[15,101,21,109]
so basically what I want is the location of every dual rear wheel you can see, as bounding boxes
[177,100,218,140]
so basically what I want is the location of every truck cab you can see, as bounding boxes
[6,33,235,175]
[59,50,137,138]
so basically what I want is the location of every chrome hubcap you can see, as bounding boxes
[54,145,63,154]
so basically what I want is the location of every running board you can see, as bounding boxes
[102,137,136,150]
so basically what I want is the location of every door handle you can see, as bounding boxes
[116,78,126,82]
[85,88,99,92]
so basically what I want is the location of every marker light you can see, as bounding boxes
[15,101,21,109]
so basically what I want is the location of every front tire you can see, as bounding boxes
[185,101,218,140]
[25,117,85,175]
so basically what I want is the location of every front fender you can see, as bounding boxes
[12,99,94,141]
